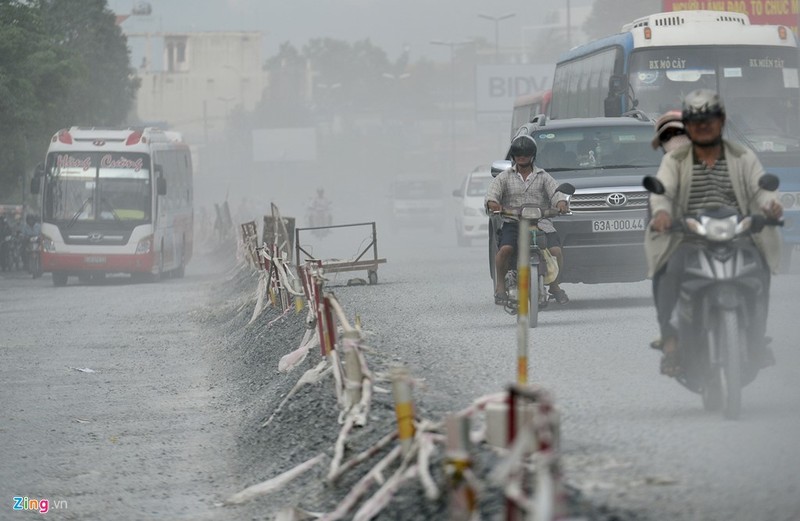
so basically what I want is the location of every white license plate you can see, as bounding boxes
[591,218,646,233]
[84,255,106,264]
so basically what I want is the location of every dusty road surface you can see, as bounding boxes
[2,229,799,520]
[0,253,256,520]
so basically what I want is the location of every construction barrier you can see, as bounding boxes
[226,205,565,521]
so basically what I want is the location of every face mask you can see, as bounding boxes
[663,134,691,153]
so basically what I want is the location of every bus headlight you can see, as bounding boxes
[136,236,153,254]
[41,234,55,252]
[780,193,796,209]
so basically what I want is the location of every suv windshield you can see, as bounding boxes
[394,180,442,199]
[467,176,492,196]
[533,125,662,171]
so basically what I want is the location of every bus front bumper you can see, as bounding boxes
[42,251,155,274]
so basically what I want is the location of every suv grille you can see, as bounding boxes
[569,191,649,211]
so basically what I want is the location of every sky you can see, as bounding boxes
[108,0,596,63]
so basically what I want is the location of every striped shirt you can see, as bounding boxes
[485,165,566,233]
[687,150,739,214]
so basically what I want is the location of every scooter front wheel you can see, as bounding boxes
[718,309,743,420]
[528,270,539,328]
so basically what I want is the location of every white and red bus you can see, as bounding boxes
[30,127,193,286]
[510,89,551,140]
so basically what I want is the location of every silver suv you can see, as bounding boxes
[490,115,660,284]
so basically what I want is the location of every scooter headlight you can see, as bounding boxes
[735,216,753,235]
[520,207,542,220]
[701,215,737,242]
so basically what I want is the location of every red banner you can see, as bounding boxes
[662,0,799,34]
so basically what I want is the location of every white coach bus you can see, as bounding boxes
[30,127,193,286]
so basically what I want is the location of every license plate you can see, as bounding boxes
[84,255,106,264]
[591,218,645,232]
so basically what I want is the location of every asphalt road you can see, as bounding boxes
[1,228,799,520]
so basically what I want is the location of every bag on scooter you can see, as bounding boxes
[542,249,559,284]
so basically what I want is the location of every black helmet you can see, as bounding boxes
[682,89,725,122]
[509,135,537,160]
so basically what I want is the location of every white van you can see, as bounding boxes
[389,175,445,230]
[451,166,491,246]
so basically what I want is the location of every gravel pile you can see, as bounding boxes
[198,258,641,521]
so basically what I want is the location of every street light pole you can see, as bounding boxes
[430,39,473,177]
[478,12,515,63]
[566,0,572,49]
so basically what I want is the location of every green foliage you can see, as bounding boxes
[0,0,138,199]
[582,0,663,40]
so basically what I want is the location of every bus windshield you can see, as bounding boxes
[44,152,152,224]
[629,46,800,152]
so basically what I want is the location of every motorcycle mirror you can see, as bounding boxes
[491,160,512,178]
[643,176,666,195]
[555,183,575,195]
[758,173,780,192]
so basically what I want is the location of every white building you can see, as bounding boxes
[125,30,269,144]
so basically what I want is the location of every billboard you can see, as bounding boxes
[475,64,555,114]
[252,128,317,162]
[662,0,799,34]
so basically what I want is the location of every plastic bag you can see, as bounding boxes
[542,248,559,285]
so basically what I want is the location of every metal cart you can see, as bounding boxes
[294,221,387,284]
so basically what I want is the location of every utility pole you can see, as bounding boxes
[478,12,515,63]
[430,39,473,177]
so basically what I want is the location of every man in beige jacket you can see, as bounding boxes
[645,89,783,376]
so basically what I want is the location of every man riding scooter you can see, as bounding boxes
[486,134,570,306]
[645,89,783,376]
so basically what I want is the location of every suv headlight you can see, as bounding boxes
[463,207,481,217]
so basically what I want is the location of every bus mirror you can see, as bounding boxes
[30,163,44,194]
[157,176,167,196]
[604,94,622,117]
[608,74,625,94]
[605,74,628,116]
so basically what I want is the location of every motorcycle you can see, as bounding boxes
[306,200,333,238]
[491,183,574,328]
[0,233,15,271]
[26,235,42,279]
[643,174,782,419]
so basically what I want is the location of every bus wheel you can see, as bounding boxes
[174,237,186,279]
[52,272,68,287]
[156,246,165,281]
